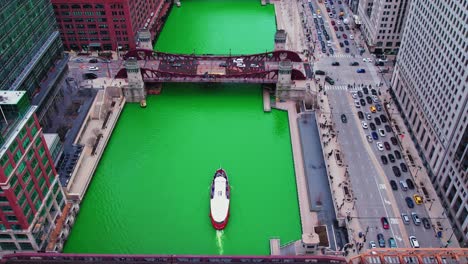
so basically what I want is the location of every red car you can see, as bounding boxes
[334,26,339,31]
[331,21,336,26]
[381,217,390,229]
[343,34,348,39]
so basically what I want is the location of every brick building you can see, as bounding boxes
[51,0,171,52]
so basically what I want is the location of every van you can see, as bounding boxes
[401,213,410,224]
[409,236,420,248]
[411,212,421,225]
[399,180,408,191]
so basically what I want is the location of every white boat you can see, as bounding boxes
[209,169,230,230]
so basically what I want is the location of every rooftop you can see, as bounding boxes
[0,91,26,105]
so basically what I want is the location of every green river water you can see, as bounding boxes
[64,0,301,255]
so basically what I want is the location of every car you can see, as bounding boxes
[392,166,401,177]
[385,124,392,132]
[375,61,384,66]
[332,62,340,66]
[344,40,349,45]
[384,142,391,150]
[374,117,381,125]
[89,58,98,63]
[388,237,397,248]
[357,69,366,73]
[331,20,336,26]
[339,26,344,31]
[372,131,379,140]
[370,105,377,113]
[327,7,331,12]
[345,25,350,30]
[400,163,408,172]
[413,194,423,205]
[350,61,359,66]
[339,42,344,47]
[366,135,373,142]
[405,197,414,208]
[360,98,366,106]
[315,70,326,75]
[380,115,388,123]
[376,103,382,111]
[356,91,362,98]
[325,76,335,85]
[372,95,380,103]
[406,179,415,189]
[388,154,395,163]
[401,213,410,224]
[409,236,420,248]
[411,212,421,225]
[377,142,384,151]
[345,48,350,53]
[341,114,347,123]
[363,87,369,94]
[381,217,389,229]
[377,233,385,248]
[361,121,368,129]
[371,89,377,95]
[219,62,228,67]
[422,217,431,229]
[329,13,333,17]
[378,128,385,136]
[366,96,373,104]
[357,111,364,119]
[250,63,259,68]
[370,122,376,130]
[350,34,354,40]
[88,66,99,71]
[394,150,401,159]
[390,136,398,145]
[342,33,347,39]
[369,241,377,249]
[390,180,398,190]
[366,112,372,120]
[354,100,360,107]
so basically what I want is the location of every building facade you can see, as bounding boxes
[0,92,68,252]
[51,0,171,52]
[391,0,467,246]
[357,0,410,54]
[0,0,69,129]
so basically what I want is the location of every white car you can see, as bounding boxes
[409,236,420,248]
[237,63,245,68]
[350,34,354,40]
[369,241,377,249]
[361,121,368,129]
[337,21,341,25]
[379,129,386,137]
[367,58,373,63]
[366,113,372,120]
[88,66,99,71]
[372,95,380,103]
[355,100,361,108]
[376,142,384,151]
[366,135,373,142]
[351,92,357,99]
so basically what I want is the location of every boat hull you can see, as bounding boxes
[209,169,230,230]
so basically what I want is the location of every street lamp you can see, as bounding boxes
[444,228,456,248]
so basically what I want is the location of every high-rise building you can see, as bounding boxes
[357,0,410,54]
[391,0,467,247]
[0,1,69,129]
[0,91,67,252]
[51,0,171,52]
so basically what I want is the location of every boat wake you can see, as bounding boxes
[216,230,224,255]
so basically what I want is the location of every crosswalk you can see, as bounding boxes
[324,85,363,91]
[319,53,360,59]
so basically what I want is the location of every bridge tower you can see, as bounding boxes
[122,57,146,103]
[274,30,287,50]
[275,59,293,99]
[138,29,153,50]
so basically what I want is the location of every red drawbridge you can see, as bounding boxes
[115,49,307,83]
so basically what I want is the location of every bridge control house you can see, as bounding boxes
[0,92,67,252]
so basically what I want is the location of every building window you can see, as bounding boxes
[19,242,33,250]
[1,206,12,212]
[18,161,26,174]
[31,126,38,137]
[6,215,17,221]
[15,234,28,240]
[38,147,45,157]
[22,138,31,151]
[0,242,18,250]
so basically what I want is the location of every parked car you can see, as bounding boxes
[406,179,415,189]
[366,113,372,120]
[357,69,366,73]
[358,111,364,119]
[369,241,377,249]
[332,62,340,66]
[422,217,431,229]
[377,142,384,151]
[388,154,395,163]
[341,114,347,123]
[344,40,349,45]
[381,217,389,229]
[315,70,326,75]
[385,124,392,132]
[374,117,381,125]
[360,98,366,106]
[390,180,398,190]
[325,76,335,85]
[371,89,377,95]
[88,66,99,71]
[384,142,391,150]
[363,87,369,94]
[366,96,373,104]
[394,150,402,159]
[390,136,398,145]
[361,121,368,129]
[400,163,408,172]
[370,105,377,113]
[392,166,401,177]
[411,212,421,225]
[345,48,350,53]
[413,194,423,205]
[405,197,414,208]
[376,103,382,111]
[377,233,385,248]
[401,213,410,224]
[378,128,386,137]
[372,131,379,140]
[380,115,388,123]
[388,237,397,248]
[370,122,376,130]
[350,62,359,66]
[381,155,388,164]
[357,91,363,97]
[409,236,420,248]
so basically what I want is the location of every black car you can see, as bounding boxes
[360,98,366,106]
[332,62,340,66]
[329,48,334,55]
[388,154,395,163]
[392,166,401,177]
[385,124,392,132]
[384,142,391,150]
[325,34,330,41]
[374,117,381,126]
[366,96,373,104]
[390,136,398,145]
[357,91,363,97]
[341,114,347,123]
[344,40,349,45]
[358,111,364,119]
[340,42,344,47]
[405,197,415,208]
[406,179,415,189]
[422,217,431,229]
[345,48,350,53]
[89,58,98,63]
[325,76,335,85]
[370,122,376,130]
[363,87,369,94]
[381,155,388,165]
[400,162,408,172]
[315,70,326,75]
[339,26,344,31]
[345,25,350,30]
[380,115,388,123]
[394,150,401,159]
[350,62,359,66]
[390,180,398,190]
[377,233,385,248]
[371,89,377,95]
